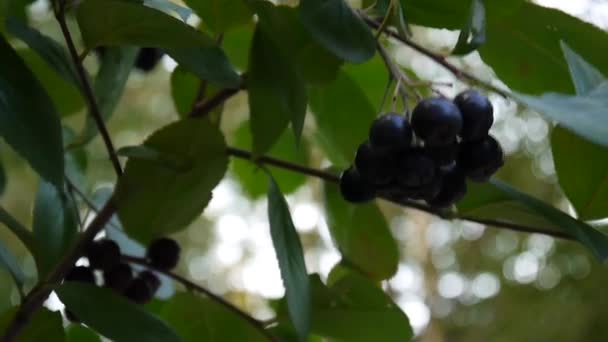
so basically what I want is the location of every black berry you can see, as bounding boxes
[86,239,121,272]
[396,149,437,188]
[428,166,467,208]
[147,237,181,270]
[354,141,396,185]
[103,263,133,293]
[411,97,463,146]
[64,266,95,284]
[459,135,504,182]
[139,270,161,293]
[134,48,164,72]
[369,113,412,150]
[425,141,459,168]
[64,309,80,323]
[339,166,376,203]
[454,90,494,141]
[125,278,154,304]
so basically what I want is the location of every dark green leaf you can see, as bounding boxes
[0,207,39,262]
[223,24,254,71]
[74,47,137,146]
[452,0,485,55]
[66,325,101,342]
[159,292,268,341]
[309,70,376,168]
[512,82,608,148]
[57,282,179,342]
[300,0,375,63]
[0,239,25,290]
[267,174,311,341]
[170,66,199,117]
[33,181,78,276]
[0,156,5,195]
[6,18,80,87]
[308,273,413,341]
[323,180,399,280]
[232,121,308,199]
[560,41,605,95]
[0,35,64,189]
[491,179,608,261]
[186,0,253,33]
[248,24,306,154]
[115,118,228,243]
[0,307,65,342]
[18,49,84,117]
[76,0,239,87]
[117,145,191,171]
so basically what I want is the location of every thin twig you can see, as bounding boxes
[226,147,575,240]
[1,199,117,342]
[122,255,278,342]
[56,6,123,176]
[361,13,509,98]
[188,74,247,118]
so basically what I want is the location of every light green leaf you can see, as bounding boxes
[159,292,268,341]
[186,0,252,33]
[267,174,311,341]
[248,24,306,154]
[76,0,239,87]
[323,180,399,280]
[57,282,179,342]
[66,325,101,342]
[0,35,64,189]
[491,179,608,262]
[115,118,228,243]
[0,307,65,342]
[0,239,25,290]
[223,24,254,71]
[452,0,485,55]
[560,41,605,95]
[144,0,193,22]
[170,66,199,117]
[33,181,78,276]
[0,156,6,196]
[0,208,39,263]
[232,121,308,199]
[300,0,375,63]
[308,273,413,341]
[309,70,376,168]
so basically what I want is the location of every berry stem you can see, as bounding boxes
[360,13,510,98]
[121,255,279,342]
[55,3,123,177]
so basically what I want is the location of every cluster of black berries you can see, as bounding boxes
[340,89,503,209]
[63,237,181,322]
[94,47,165,72]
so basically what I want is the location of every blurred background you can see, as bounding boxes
[2,0,608,341]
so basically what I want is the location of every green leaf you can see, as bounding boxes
[170,66,199,117]
[0,35,64,189]
[0,156,6,196]
[74,46,137,146]
[76,0,239,87]
[399,0,469,29]
[57,282,179,342]
[223,24,254,71]
[479,3,608,94]
[299,0,375,63]
[0,239,25,290]
[308,273,413,341]
[343,55,389,110]
[550,42,608,220]
[267,174,311,341]
[6,18,80,87]
[66,325,101,342]
[491,179,608,262]
[18,49,85,117]
[186,0,253,33]
[144,0,193,22]
[0,208,39,263]
[115,118,228,243]
[33,181,78,276]
[309,70,376,168]
[0,307,65,342]
[560,41,605,95]
[117,145,191,171]
[159,292,268,341]
[248,24,307,154]
[322,180,399,280]
[232,121,308,199]
[452,0,485,55]
[512,82,608,148]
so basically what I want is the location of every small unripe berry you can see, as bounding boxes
[86,239,121,272]
[369,113,412,150]
[412,97,463,146]
[146,237,181,270]
[339,166,376,203]
[454,89,494,141]
[103,263,133,293]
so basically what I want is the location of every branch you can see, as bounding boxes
[361,13,509,98]
[189,74,248,118]
[1,199,117,342]
[122,255,278,342]
[56,6,122,176]
[226,147,575,241]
